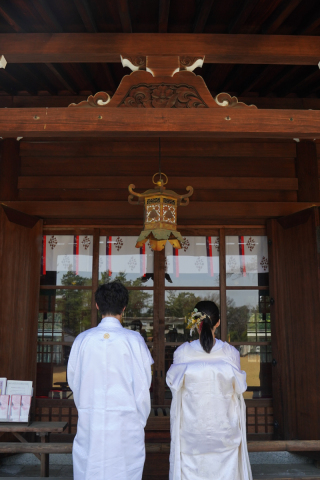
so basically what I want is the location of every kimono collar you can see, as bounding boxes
[99,316,123,328]
[190,338,223,353]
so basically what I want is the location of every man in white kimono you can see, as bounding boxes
[67,281,154,480]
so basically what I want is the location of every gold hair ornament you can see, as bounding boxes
[186,308,208,337]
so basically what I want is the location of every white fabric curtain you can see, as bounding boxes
[99,236,154,276]
[226,236,268,275]
[165,236,219,276]
[44,235,93,273]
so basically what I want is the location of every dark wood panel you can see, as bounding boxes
[296,141,319,202]
[20,140,297,157]
[2,33,320,65]
[0,139,20,200]
[1,107,319,138]
[20,157,296,177]
[18,188,297,202]
[0,206,42,388]
[3,200,318,219]
[267,207,320,439]
[18,176,298,190]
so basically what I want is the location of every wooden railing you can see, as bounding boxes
[35,398,274,439]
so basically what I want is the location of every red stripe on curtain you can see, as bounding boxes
[140,244,146,276]
[207,236,214,277]
[42,235,46,275]
[76,235,80,274]
[108,236,112,276]
[239,235,247,277]
[173,248,179,278]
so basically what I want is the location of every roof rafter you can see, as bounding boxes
[239,65,274,95]
[194,0,215,33]
[73,0,98,33]
[0,6,23,32]
[159,0,171,33]
[30,0,63,32]
[297,6,320,34]
[260,0,303,34]
[228,0,257,33]
[117,0,132,33]
[44,64,78,94]
[0,69,37,95]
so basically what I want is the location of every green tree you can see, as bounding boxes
[99,271,153,318]
[55,272,92,338]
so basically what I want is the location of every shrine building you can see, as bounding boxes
[0,0,320,478]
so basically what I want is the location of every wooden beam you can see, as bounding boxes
[1,107,320,138]
[73,0,98,33]
[3,95,320,110]
[159,0,171,33]
[18,176,298,191]
[0,139,20,200]
[194,0,215,33]
[2,34,320,65]
[2,200,319,219]
[117,0,132,33]
[296,140,319,202]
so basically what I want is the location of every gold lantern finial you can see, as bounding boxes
[128,173,193,251]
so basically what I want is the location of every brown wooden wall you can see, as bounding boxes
[4,137,318,226]
[0,206,42,385]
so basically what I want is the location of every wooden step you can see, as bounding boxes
[1,440,320,454]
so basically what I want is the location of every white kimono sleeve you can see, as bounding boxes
[67,334,83,407]
[231,350,253,480]
[166,362,187,480]
[135,337,154,426]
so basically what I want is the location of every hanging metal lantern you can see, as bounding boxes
[128,173,193,251]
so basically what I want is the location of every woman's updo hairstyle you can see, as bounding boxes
[194,300,220,354]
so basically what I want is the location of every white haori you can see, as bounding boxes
[166,339,252,480]
[67,317,154,480]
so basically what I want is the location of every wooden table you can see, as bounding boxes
[0,421,68,477]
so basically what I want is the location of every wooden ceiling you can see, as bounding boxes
[1,0,320,106]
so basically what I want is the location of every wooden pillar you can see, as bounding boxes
[0,138,20,200]
[153,249,166,405]
[296,140,319,202]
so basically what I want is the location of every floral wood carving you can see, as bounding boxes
[119,83,208,108]
[215,92,257,109]
[68,91,111,108]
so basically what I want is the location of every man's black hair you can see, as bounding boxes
[95,281,129,316]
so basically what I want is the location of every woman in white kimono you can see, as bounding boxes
[166,301,252,480]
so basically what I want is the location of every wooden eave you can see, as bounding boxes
[0,107,319,138]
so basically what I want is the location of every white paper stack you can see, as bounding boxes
[0,395,10,420]
[20,395,32,422]
[6,380,32,396]
[10,395,21,421]
[0,378,7,395]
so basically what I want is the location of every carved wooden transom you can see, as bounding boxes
[118,83,208,108]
